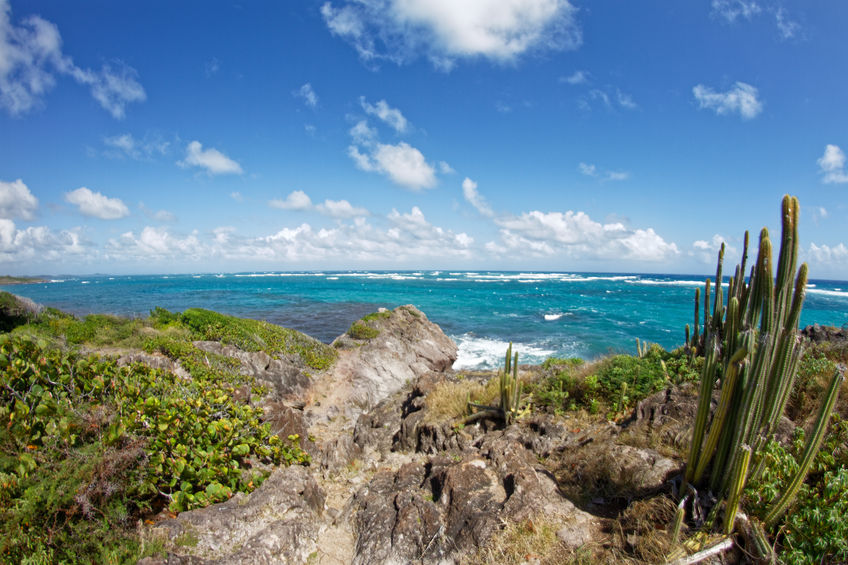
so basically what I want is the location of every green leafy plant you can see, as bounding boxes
[0,334,309,563]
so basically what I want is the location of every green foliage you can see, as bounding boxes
[745,416,848,564]
[180,308,336,370]
[361,310,391,323]
[348,321,379,340]
[533,347,699,416]
[0,334,309,563]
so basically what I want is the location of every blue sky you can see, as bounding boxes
[1,0,847,278]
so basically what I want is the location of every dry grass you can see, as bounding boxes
[461,517,612,565]
[616,496,679,563]
[424,378,493,423]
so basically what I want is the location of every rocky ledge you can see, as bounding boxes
[141,304,696,565]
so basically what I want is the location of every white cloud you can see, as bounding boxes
[0,178,38,220]
[269,190,313,211]
[774,8,801,40]
[108,226,203,260]
[178,141,243,175]
[493,210,678,261]
[808,242,848,263]
[270,190,368,218]
[462,177,494,217]
[349,119,377,145]
[74,62,146,119]
[692,234,737,264]
[230,191,243,202]
[693,81,763,120]
[321,0,581,69]
[360,97,408,132]
[560,70,588,85]
[153,209,176,222]
[439,161,455,174]
[296,83,318,108]
[0,2,145,117]
[103,133,169,159]
[350,141,437,190]
[315,199,369,218]
[817,144,848,184]
[578,162,629,182]
[711,0,761,23]
[616,89,637,109]
[0,219,85,264]
[65,187,129,220]
[578,162,596,177]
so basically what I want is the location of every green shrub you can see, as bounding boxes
[745,416,848,564]
[0,335,309,563]
[534,347,698,416]
[348,321,379,340]
[180,308,336,370]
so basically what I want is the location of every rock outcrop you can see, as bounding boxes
[142,466,325,565]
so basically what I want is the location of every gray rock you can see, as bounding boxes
[148,465,324,564]
[324,305,458,418]
[193,340,311,398]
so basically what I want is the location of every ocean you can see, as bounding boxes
[4,271,847,369]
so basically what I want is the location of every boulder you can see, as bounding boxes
[146,465,324,564]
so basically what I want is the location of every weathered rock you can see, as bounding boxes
[801,323,848,345]
[193,340,311,398]
[321,305,458,418]
[350,429,603,565]
[118,351,192,380]
[147,465,324,565]
[0,292,42,332]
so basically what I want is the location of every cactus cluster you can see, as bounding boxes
[683,195,844,536]
[466,343,524,425]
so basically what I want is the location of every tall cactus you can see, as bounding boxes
[683,195,844,533]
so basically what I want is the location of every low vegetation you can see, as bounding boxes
[0,303,326,563]
[531,345,700,417]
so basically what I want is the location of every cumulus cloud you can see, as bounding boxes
[493,210,678,261]
[692,234,737,264]
[349,119,377,145]
[0,219,85,265]
[350,141,437,190]
[270,190,368,218]
[0,178,38,220]
[462,177,494,217]
[321,0,581,69]
[360,97,408,132]
[178,141,243,175]
[316,199,369,218]
[103,132,169,160]
[269,190,313,211]
[808,242,848,263]
[108,226,203,260]
[65,187,129,220]
[295,83,318,108]
[693,81,763,120]
[0,1,145,118]
[578,162,629,182]
[578,87,636,112]
[817,144,848,184]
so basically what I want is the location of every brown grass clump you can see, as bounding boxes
[461,517,612,565]
[616,496,678,563]
[424,378,491,423]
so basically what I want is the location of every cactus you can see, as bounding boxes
[466,342,524,425]
[682,195,842,537]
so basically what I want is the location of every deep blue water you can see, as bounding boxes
[4,271,847,369]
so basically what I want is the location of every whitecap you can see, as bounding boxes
[451,334,555,370]
[544,313,564,321]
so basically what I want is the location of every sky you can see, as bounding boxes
[1,0,847,279]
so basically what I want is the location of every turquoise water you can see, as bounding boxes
[4,271,847,369]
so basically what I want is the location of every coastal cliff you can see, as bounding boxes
[2,293,846,564]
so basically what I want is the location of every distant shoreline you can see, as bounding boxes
[0,276,47,285]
